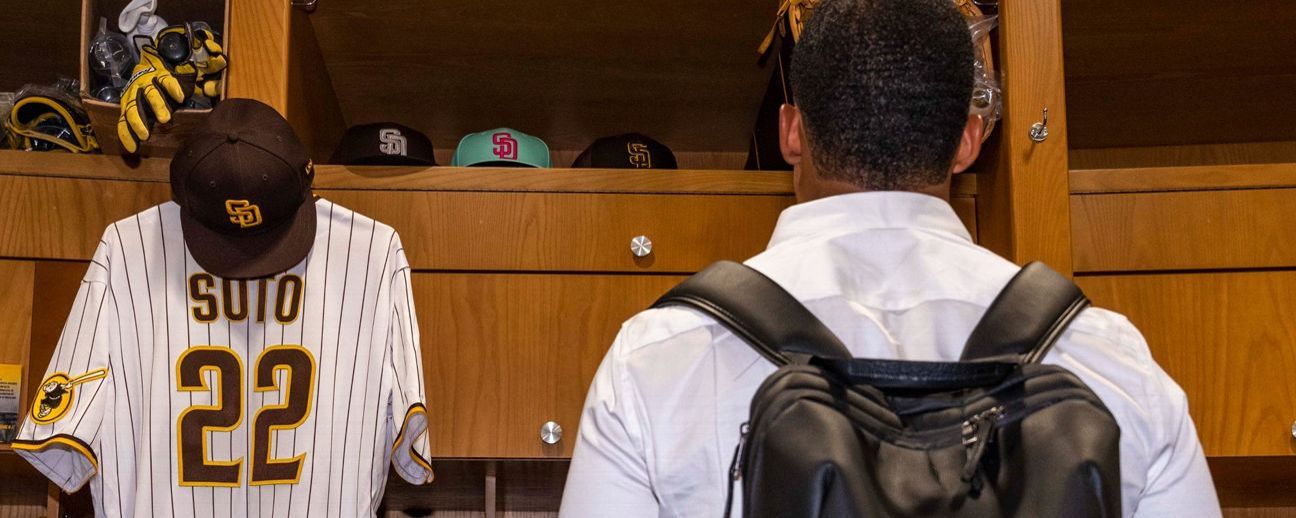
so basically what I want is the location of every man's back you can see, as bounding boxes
[561,192,1219,517]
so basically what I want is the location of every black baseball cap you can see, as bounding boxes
[171,98,316,280]
[572,133,678,169]
[330,122,436,166]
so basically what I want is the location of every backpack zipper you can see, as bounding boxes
[723,422,751,518]
[731,422,751,481]
[960,405,1005,492]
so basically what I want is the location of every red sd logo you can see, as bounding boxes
[492,132,518,160]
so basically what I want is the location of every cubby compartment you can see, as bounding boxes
[306,0,778,169]
[0,1,82,92]
[78,0,228,156]
[1062,0,1296,170]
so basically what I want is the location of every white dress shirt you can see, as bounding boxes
[560,191,1220,518]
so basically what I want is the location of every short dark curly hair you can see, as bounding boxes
[790,0,975,190]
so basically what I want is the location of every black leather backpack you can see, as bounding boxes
[653,261,1122,517]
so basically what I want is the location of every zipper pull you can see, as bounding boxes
[723,422,752,518]
[960,406,1004,489]
[730,422,751,481]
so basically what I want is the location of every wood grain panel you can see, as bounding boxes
[1211,457,1296,508]
[1069,141,1296,170]
[0,261,34,420]
[310,0,778,152]
[286,10,346,162]
[1066,74,1296,150]
[322,191,791,273]
[1071,163,1296,195]
[0,455,46,518]
[224,0,291,111]
[1071,189,1296,272]
[418,273,685,458]
[1076,271,1296,456]
[0,152,171,183]
[975,0,1074,272]
[26,262,89,421]
[0,170,978,268]
[950,196,977,242]
[1062,0,1296,149]
[1062,1,1295,80]
[0,0,80,90]
[1224,510,1296,518]
[0,175,170,261]
[0,261,34,363]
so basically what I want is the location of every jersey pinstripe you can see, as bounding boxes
[14,198,433,518]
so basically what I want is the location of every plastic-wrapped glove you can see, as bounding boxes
[192,26,227,77]
[117,44,192,153]
[158,23,227,100]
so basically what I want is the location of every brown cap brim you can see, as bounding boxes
[181,199,317,279]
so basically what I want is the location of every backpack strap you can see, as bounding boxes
[960,262,1091,364]
[651,260,852,366]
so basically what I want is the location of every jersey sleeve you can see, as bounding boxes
[382,238,433,484]
[14,241,117,492]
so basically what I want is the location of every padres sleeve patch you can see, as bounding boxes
[30,369,107,425]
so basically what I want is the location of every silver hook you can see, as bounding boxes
[1029,107,1049,143]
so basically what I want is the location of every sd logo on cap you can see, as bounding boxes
[572,133,678,169]
[452,128,551,168]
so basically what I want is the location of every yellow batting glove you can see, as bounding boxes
[117,46,190,154]
[198,77,222,99]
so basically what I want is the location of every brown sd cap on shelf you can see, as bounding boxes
[170,98,316,279]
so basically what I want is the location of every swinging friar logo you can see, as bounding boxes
[30,368,108,424]
[379,128,408,156]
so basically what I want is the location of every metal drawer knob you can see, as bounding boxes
[630,235,653,257]
[541,421,563,445]
[1291,420,1296,440]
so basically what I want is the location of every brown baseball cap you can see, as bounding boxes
[170,98,316,279]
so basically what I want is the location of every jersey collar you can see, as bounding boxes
[766,191,973,250]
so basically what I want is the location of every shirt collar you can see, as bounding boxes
[767,191,972,249]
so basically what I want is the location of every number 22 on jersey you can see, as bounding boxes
[176,345,316,487]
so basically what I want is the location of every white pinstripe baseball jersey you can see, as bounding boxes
[14,198,433,517]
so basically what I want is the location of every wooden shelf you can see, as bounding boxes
[1210,457,1296,508]
[0,151,978,196]
[1069,141,1296,170]
[1070,162,1296,194]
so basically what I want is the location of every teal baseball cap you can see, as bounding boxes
[451,128,551,168]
